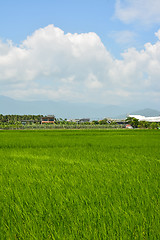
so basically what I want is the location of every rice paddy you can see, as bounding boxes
[1,129,160,239]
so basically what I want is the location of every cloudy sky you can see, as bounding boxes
[0,0,160,109]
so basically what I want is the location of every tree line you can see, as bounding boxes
[0,114,43,123]
[0,114,159,129]
[126,117,160,129]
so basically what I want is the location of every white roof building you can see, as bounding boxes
[129,115,160,122]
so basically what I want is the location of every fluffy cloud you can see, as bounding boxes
[0,24,160,107]
[109,34,160,91]
[0,25,113,101]
[115,0,160,25]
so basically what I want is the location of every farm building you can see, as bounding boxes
[67,118,90,123]
[129,115,160,122]
[41,115,55,124]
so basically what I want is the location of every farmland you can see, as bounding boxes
[1,130,160,239]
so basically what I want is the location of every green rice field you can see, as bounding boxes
[1,129,160,239]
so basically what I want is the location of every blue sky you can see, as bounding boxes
[0,0,158,57]
[0,0,160,109]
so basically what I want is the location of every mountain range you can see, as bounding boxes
[0,95,159,119]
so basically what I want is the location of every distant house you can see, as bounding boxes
[41,115,55,124]
[114,119,126,125]
[126,124,133,129]
[78,118,90,123]
[68,118,90,123]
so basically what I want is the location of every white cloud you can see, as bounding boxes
[109,30,136,45]
[115,0,160,25]
[0,24,113,101]
[155,29,160,40]
[109,39,160,91]
[0,24,160,108]
[85,73,103,89]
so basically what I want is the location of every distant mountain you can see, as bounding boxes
[0,95,159,119]
[0,95,122,118]
[129,108,160,117]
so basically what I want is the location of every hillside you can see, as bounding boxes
[0,95,159,119]
[129,108,160,117]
